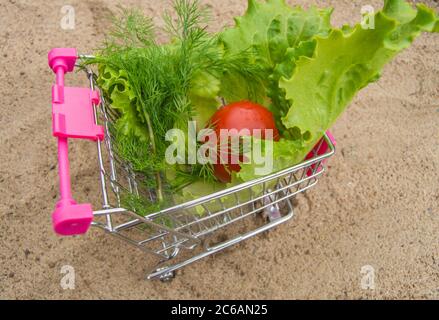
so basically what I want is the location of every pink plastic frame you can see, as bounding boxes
[49,48,104,236]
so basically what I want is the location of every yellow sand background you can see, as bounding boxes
[0,0,438,299]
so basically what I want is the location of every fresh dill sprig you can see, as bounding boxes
[85,0,268,215]
[103,5,155,53]
[120,192,162,217]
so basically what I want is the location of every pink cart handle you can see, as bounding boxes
[49,48,104,236]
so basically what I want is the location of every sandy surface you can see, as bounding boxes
[0,0,438,300]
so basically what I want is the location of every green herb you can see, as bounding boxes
[86,0,266,212]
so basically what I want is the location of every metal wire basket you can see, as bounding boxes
[49,49,336,281]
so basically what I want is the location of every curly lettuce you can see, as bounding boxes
[220,0,332,69]
[280,0,439,143]
[97,65,150,141]
[226,0,438,182]
[220,0,333,135]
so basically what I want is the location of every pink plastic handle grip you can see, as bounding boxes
[49,48,94,236]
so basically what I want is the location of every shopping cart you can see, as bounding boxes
[48,48,336,280]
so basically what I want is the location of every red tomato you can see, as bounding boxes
[206,101,280,183]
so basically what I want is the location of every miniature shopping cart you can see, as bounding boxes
[48,48,336,280]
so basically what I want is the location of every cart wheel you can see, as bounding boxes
[261,191,282,222]
[159,271,175,282]
[156,268,175,282]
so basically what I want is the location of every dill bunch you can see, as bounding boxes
[87,0,267,214]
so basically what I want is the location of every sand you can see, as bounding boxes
[0,0,438,299]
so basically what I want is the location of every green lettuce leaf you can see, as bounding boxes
[236,137,307,182]
[220,0,332,69]
[97,64,149,141]
[279,0,438,144]
[220,0,333,134]
[232,0,438,183]
[188,70,221,128]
